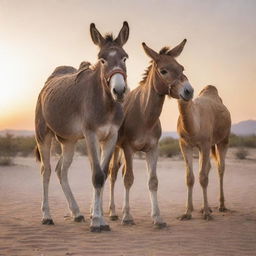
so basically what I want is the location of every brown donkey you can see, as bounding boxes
[35,22,129,232]
[108,40,194,227]
[177,85,231,220]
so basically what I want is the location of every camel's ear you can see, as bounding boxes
[115,21,129,46]
[142,42,159,62]
[167,39,187,58]
[90,23,105,47]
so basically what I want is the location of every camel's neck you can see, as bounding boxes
[178,99,197,136]
[141,67,166,127]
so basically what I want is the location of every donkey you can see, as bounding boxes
[177,85,231,220]
[35,22,129,232]
[108,40,194,227]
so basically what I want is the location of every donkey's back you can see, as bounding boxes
[46,61,91,84]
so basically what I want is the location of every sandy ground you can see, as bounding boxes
[0,152,256,256]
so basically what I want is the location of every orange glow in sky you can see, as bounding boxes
[0,0,255,131]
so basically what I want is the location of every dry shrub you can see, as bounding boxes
[0,157,14,166]
[159,137,180,158]
[235,147,248,160]
[0,133,18,157]
[229,134,256,148]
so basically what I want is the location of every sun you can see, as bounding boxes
[0,45,25,108]
[0,43,34,129]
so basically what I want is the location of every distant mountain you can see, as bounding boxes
[0,129,35,137]
[1,120,255,138]
[231,120,256,136]
[162,119,256,139]
[161,131,179,139]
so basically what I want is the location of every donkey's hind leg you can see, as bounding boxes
[145,147,166,228]
[37,133,54,225]
[108,147,122,220]
[122,145,135,225]
[56,141,84,222]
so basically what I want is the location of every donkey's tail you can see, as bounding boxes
[211,145,217,161]
[35,145,41,162]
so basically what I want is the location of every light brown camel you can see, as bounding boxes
[35,22,129,232]
[177,85,231,220]
[108,40,194,227]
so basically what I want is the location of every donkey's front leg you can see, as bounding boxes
[84,130,106,232]
[145,147,166,228]
[98,132,118,230]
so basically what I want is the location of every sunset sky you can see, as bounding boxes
[0,0,255,132]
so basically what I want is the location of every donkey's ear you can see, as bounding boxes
[167,39,187,58]
[115,21,129,46]
[142,42,159,62]
[90,23,105,47]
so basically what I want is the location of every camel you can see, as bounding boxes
[35,22,129,232]
[177,85,231,220]
[108,40,194,227]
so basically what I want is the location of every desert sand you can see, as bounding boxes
[0,152,256,256]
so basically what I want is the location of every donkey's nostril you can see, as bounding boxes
[185,88,191,96]
[113,87,125,96]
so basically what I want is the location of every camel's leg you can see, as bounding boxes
[55,141,84,222]
[122,146,135,225]
[179,141,194,220]
[215,140,229,212]
[199,146,212,220]
[108,147,122,220]
[145,147,166,228]
[83,130,106,232]
[37,133,54,225]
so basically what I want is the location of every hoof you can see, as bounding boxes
[179,214,192,221]
[100,225,111,231]
[109,215,119,221]
[200,207,212,213]
[203,214,213,221]
[42,218,54,225]
[90,226,101,233]
[74,215,85,223]
[219,206,228,212]
[154,222,167,229]
[122,219,135,225]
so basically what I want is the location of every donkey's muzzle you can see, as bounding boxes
[180,82,194,101]
[109,73,127,102]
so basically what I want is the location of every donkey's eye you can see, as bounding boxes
[160,69,167,75]
[100,58,106,65]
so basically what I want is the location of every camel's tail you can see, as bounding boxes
[35,145,41,162]
[211,145,217,161]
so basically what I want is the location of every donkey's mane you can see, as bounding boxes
[139,47,170,85]
[159,46,170,55]
[104,33,114,42]
[139,62,153,85]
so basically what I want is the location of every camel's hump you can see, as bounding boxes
[198,85,223,103]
